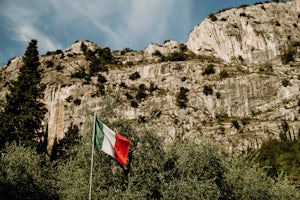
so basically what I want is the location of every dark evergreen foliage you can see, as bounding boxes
[129,71,141,80]
[176,87,189,108]
[0,39,47,149]
[203,85,214,95]
[136,84,148,100]
[165,52,187,61]
[50,123,81,161]
[202,64,216,75]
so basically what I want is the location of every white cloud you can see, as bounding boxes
[0,0,192,53]
[1,0,62,52]
[17,24,61,52]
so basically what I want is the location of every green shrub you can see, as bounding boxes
[80,42,87,53]
[180,44,187,52]
[6,57,16,66]
[282,79,291,87]
[125,93,133,100]
[166,52,186,61]
[71,66,87,79]
[208,13,218,21]
[97,84,105,95]
[136,84,148,100]
[121,47,134,55]
[55,65,64,71]
[202,64,215,75]
[232,120,240,130]
[220,70,229,79]
[51,123,81,161]
[203,85,213,95]
[0,143,58,199]
[131,101,139,108]
[239,4,249,8]
[152,50,162,57]
[281,48,295,64]
[129,71,141,80]
[97,74,107,84]
[46,60,54,68]
[119,82,127,88]
[176,87,189,108]
[148,82,158,93]
[74,98,81,105]
[256,136,300,186]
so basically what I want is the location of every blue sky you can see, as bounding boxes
[0,0,263,65]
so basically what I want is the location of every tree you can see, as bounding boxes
[0,39,47,149]
[0,143,58,199]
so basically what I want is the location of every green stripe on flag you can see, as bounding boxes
[94,117,104,148]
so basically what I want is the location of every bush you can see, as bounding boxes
[148,82,158,93]
[119,82,127,88]
[256,126,300,186]
[131,101,138,108]
[203,85,213,95]
[232,120,240,130]
[125,93,133,100]
[55,65,64,71]
[46,60,54,68]
[176,87,189,108]
[6,57,16,66]
[136,84,148,100]
[202,64,216,75]
[152,50,163,57]
[74,98,81,105]
[239,4,249,8]
[97,74,107,84]
[281,48,295,64]
[121,47,134,55]
[0,143,58,199]
[220,70,229,79]
[129,71,141,80]
[239,12,247,17]
[275,21,281,26]
[97,84,105,95]
[51,123,81,161]
[166,52,187,61]
[208,13,218,21]
[282,79,291,87]
[71,66,87,79]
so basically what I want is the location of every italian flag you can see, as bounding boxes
[94,117,130,165]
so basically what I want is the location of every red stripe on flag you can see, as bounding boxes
[114,133,130,165]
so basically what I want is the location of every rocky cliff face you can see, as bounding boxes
[1,1,300,152]
[186,0,300,64]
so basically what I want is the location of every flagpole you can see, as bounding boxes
[89,112,96,200]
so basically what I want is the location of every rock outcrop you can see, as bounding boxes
[144,40,181,56]
[186,0,300,64]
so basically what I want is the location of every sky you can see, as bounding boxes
[0,0,264,65]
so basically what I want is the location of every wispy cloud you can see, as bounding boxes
[0,1,62,53]
[0,0,192,54]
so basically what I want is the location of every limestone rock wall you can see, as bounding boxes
[186,1,300,63]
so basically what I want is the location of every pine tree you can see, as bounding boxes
[0,39,47,149]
